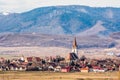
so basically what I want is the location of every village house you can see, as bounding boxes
[61,66,70,72]
[80,67,89,73]
[54,65,61,72]
[119,65,120,71]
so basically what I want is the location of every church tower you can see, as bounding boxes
[72,37,78,56]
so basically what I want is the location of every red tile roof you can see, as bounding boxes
[27,57,41,62]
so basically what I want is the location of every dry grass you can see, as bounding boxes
[118,71,120,80]
[0,71,119,80]
[0,47,119,59]
[0,47,71,58]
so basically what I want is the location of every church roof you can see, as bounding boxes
[66,52,78,61]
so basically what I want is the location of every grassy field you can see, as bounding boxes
[0,47,119,59]
[0,71,119,80]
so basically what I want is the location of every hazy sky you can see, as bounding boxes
[0,0,120,13]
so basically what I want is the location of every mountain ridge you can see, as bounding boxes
[0,5,120,36]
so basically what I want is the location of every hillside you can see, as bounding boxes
[0,5,120,36]
[0,33,116,48]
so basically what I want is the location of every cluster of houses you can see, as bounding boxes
[0,38,120,72]
[0,55,120,72]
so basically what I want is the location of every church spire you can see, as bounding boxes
[72,37,78,56]
[72,37,77,49]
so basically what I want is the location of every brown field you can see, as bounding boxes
[0,47,71,58]
[0,47,119,59]
[0,71,119,80]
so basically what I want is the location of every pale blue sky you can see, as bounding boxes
[0,0,120,13]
